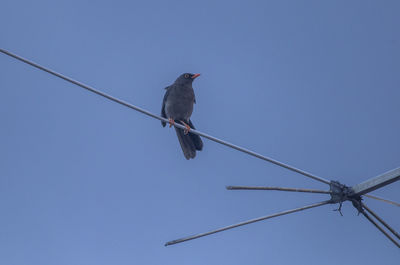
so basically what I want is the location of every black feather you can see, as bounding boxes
[161,86,170,127]
[187,120,203,151]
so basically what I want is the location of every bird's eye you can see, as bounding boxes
[184,74,189,78]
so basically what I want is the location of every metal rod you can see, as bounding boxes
[362,203,400,240]
[165,200,330,246]
[0,48,331,185]
[361,209,400,248]
[226,186,331,194]
[364,194,400,207]
[352,167,400,196]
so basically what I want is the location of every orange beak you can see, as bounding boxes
[192,73,201,79]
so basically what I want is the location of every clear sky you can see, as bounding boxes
[1,0,399,264]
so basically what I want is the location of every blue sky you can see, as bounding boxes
[1,0,399,264]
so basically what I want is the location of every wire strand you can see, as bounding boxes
[361,208,400,248]
[362,203,400,240]
[1,48,330,185]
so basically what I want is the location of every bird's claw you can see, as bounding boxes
[168,118,175,128]
[184,126,190,135]
[181,121,191,135]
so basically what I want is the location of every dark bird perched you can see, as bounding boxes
[161,73,203,159]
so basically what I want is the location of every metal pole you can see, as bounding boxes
[165,200,330,246]
[361,210,400,248]
[0,48,331,185]
[226,186,331,194]
[352,167,400,196]
[364,194,400,207]
[362,203,400,240]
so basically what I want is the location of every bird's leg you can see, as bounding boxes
[168,118,175,128]
[180,121,191,135]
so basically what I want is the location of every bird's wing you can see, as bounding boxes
[161,86,170,127]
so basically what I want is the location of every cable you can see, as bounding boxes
[362,203,400,240]
[0,48,330,185]
[361,209,400,248]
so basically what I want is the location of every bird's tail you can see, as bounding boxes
[187,120,203,151]
[174,120,203,160]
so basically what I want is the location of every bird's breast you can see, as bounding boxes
[165,87,195,120]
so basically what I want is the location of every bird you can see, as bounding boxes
[161,73,203,159]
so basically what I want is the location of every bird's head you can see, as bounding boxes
[175,73,200,85]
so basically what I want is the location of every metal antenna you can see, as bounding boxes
[226,185,331,194]
[165,200,330,246]
[0,48,330,185]
[167,168,400,247]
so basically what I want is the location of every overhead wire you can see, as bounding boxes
[4,48,400,249]
[0,48,330,185]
